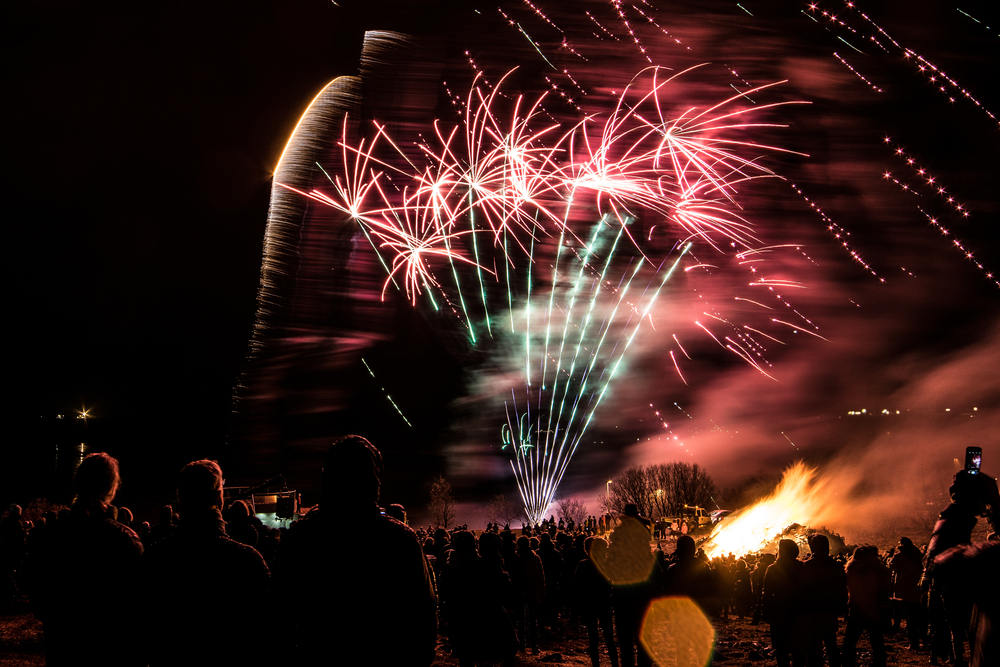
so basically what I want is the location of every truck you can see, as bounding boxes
[662,505,712,531]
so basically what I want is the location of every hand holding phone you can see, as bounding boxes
[965,446,982,475]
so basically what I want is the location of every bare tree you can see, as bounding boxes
[607,461,719,520]
[652,462,718,515]
[554,497,588,525]
[673,462,718,510]
[606,464,654,517]
[428,475,457,529]
[485,494,523,527]
[598,489,613,516]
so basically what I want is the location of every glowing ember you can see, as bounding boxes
[703,462,835,559]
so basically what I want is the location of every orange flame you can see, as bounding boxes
[703,462,836,559]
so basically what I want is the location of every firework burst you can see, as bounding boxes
[281,64,800,521]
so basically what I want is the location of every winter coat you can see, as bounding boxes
[889,543,923,604]
[934,539,999,667]
[143,508,270,666]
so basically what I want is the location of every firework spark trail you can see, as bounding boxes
[791,183,883,282]
[612,0,653,63]
[917,208,1000,289]
[809,2,998,124]
[876,139,999,288]
[361,358,413,427]
[834,52,883,93]
[884,139,969,217]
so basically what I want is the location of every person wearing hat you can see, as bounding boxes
[802,534,847,667]
[890,536,925,650]
[763,539,807,667]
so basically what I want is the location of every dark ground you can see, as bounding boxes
[0,599,946,667]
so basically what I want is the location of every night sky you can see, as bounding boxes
[9,0,1000,527]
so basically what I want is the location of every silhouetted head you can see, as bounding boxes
[899,536,913,548]
[6,504,22,519]
[452,529,477,554]
[676,534,696,560]
[850,544,879,564]
[322,435,383,511]
[75,452,121,505]
[586,536,608,563]
[759,552,776,566]
[517,535,531,553]
[177,460,225,511]
[228,499,250,521]
[479,531,501,556]
[623,504,639,517]
[808,534,830,557]
[777,539,799,560]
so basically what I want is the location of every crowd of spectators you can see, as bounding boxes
[0,443,995,667]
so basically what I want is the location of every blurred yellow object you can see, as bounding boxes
[641,597,715,667]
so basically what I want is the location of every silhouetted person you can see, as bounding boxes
[925,468,999,667]
[561,532,587,621]
[0,504,26,604]
[925,467,999,667]
[933,536,999,667]
[763,539,806,667]
[750,552,775,625]
[663,534,713,611]
[276,435,436,666]
[575,536,619,667]
[538,532,562,630]
[26,452,143,666]
[890,536,925,650]
[515,535,545,653]
[143,460,270,666]
[661,535,716,667]
[842,545,890,667]
[606,504,658,667]
[802,534,846,667]
[732,560,753,620]
[440,530,518,666]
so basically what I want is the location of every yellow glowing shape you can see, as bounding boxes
[597,519,656,586]
[274,78,346,176]
[641,597,715,667]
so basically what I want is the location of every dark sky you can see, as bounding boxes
[8,0,1000,526]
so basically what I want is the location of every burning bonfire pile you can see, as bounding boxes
[707,522,849,560]
[701,462,850,559]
